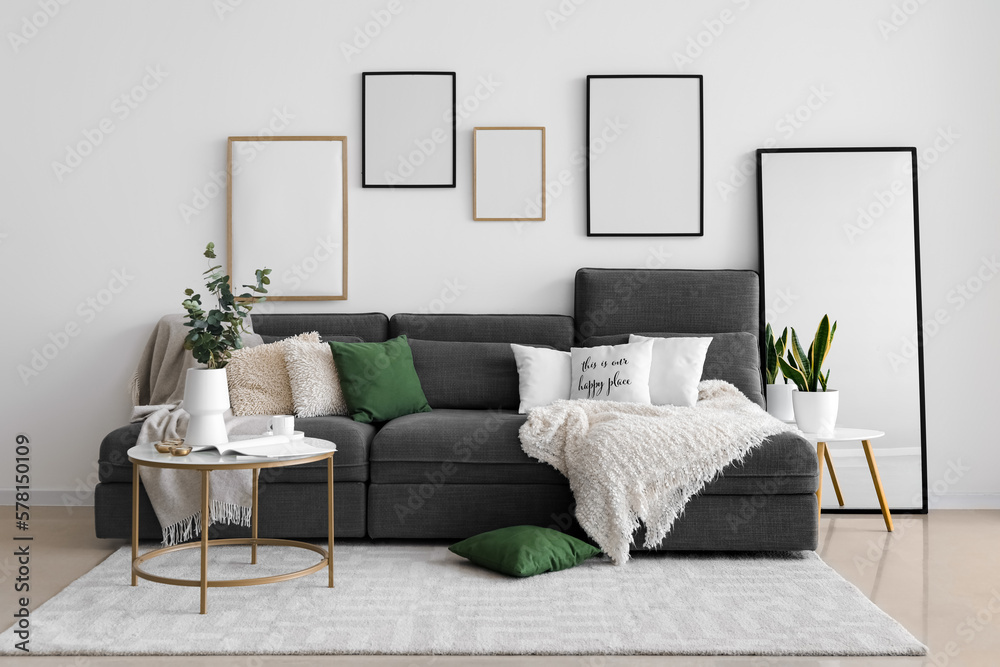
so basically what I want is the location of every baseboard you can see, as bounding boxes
[930,494,1000,510]
[0,489,94,507]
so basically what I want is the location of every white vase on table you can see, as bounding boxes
[183,368,230,447]
[792,389,839,437]
[765,382,795,421]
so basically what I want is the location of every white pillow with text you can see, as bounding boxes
[569,339,654,404]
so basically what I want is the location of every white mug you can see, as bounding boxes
[269,415,295,437]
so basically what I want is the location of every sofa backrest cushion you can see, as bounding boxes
[390,314,574,351]
[581,332,764,407]
[251,313,389,343]
[574,269,759,342]
[408,339,521,410]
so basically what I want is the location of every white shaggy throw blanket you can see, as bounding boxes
[519,380,798,565]
[129,315,266,546]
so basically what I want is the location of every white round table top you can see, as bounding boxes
[128,436,336,468]
[795,427,885,443]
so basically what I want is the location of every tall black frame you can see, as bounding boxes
[757,146,928,514]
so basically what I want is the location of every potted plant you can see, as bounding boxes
[180,242,270,446]
[764,324,794,421]
[778,315,838,436]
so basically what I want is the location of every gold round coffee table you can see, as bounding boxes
[128,438,336,614]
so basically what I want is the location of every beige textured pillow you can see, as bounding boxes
[283,338,349,418]
[226,332,320,416]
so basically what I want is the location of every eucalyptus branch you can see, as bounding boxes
[181,242,270,369]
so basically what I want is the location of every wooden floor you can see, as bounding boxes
[1,507,998,666]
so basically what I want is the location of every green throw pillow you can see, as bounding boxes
[328,335,431,423]
[449,526,601,577]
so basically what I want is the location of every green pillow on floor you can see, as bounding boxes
[328,335,431,423]
[449,526,601,577]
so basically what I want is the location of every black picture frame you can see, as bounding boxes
[756,146,928,515]
[586,74,704,237]
[362,71,457,188]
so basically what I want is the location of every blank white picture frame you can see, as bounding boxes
[228,136,348,301]
[473,127,546,221]
[587,75,703,236]
[362,71,456,188]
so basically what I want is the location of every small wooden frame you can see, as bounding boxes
[473,127,546,221]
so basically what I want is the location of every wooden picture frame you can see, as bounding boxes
[473,127,546,221]
[586,74,703,237]
[362,71,457,188]
[227,136,348,301]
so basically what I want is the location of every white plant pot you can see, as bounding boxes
[792,390,839,437]
[183,368,230,447]
[765,383,795,421]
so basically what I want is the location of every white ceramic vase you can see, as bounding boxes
[183,368,230,447]
[765,383,795,421]
[792,389,839,437]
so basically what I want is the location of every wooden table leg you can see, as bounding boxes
[328,454,334,588]
[816,442,825,524]
[200,470,210,614]
[862,440,894,532]
[251,468,259,565]
[131,462,139,586]
[823,444,845,506]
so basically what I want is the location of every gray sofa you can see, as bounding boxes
[95,268,819,551]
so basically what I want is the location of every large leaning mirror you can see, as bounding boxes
[228,136,348,300]
[758,147,927,513]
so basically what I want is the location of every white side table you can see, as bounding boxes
[797,428,893,532]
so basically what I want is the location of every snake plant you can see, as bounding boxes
[778,315,837,392]
[764,323,789,385]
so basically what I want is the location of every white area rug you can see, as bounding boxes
[0,542,925,656]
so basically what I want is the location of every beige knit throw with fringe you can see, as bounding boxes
[129,314,265,546]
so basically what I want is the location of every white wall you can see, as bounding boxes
[2,0,998,508]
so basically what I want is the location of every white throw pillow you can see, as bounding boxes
[630,334,713,407]
[510,344,572,414]
[284,338,349,418]
[569,339,654,404]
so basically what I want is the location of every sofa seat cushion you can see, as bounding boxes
[98,416,375,484]
[369,409,566,485]
[370,411,816,491]
[702,431,818,495]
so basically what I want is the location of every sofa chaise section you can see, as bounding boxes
[574,268,819,551]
